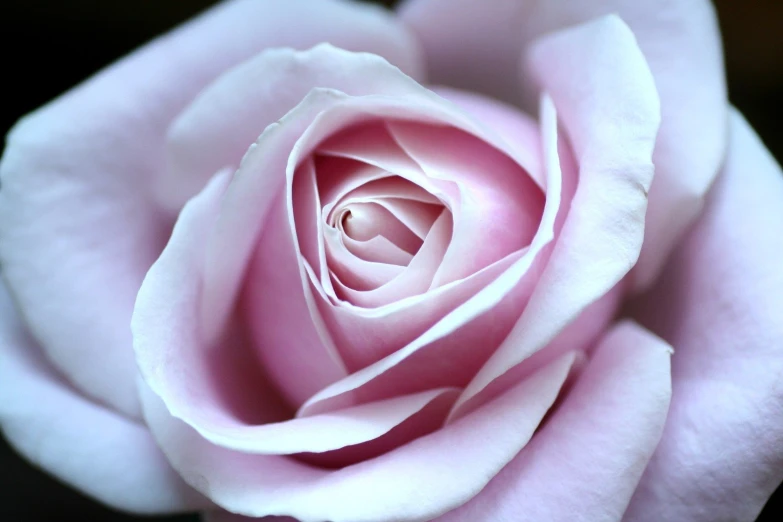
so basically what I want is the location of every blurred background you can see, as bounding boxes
[0,0,781,520]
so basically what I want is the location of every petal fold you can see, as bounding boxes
[449,15,660,419]
[437,321,672,522]
[624,110,783,522]
[0,285,207,514]
[140,350,577,521]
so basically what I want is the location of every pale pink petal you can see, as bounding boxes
[317,158,396,221]
[161,0,425,210]
[138,169,413,456]
[241,65,559,405]
[431,87,544,188]
[449,15,660,420]
[367,198,442,240]
[338,202,423,254]
[200,46,444,348]
[249,163,348,408]
[401,0,726,287]
[437,321,672,522]
[387,121,544,285]
[317,121,457,203]
[133,172,292,445]
[0,285,207,514]
[138,163,465,458]
[342,234,414,266]
[331,210,451,315]
[324,226,405,289]
[624,111,783,522]
[296,387,458,469]
[297,95,564,415]
[137,377,456,457]
[0,0,418,421]
[158,11,423,208]
[140,350,576,521]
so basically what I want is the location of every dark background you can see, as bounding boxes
[0,1,781,520]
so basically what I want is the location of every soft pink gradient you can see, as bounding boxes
[623,111,783,522]
[400,0,727,290]
[1,0,781,521]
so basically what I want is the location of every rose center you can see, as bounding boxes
[336,202,426,257]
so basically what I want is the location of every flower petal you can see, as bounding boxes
[163,9,424,211]
[0,0,419,420]
[624,110,783,522]
[401,0,727,287]
[0,285,207,514]
[386,121,543,286]
[201,45,440,350]
[140,349,576,521]
[448,15,660,420]
[298,94,563,416]
[437,321,672,522]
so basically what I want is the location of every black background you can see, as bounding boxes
[0,1,781,520]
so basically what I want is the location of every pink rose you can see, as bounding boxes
[1,1,781,521]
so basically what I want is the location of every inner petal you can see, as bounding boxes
[338,202,423,255]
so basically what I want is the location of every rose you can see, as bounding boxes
[0,1,781,522]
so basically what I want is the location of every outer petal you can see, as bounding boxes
[437,321,672,522]
[163,26,425,211]
[0,285,207,514]
[140,351,576,521]
[401,0,727,287]
[449,15,660,419]
[624,111,783,522]
[0,0,422,420]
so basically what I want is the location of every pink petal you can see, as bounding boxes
[330,210,452,316]
[242,62,559,406]
[437,321,672,521]
[298,95,564,416]
[162,18,424,212]
[0,285,207,514]
[387,121,544,285]
[342,234,414,266]
[431,87,544,189]
[296,388,458,469]
[0,0,419,421]
[200,46,440,349]
[247,169,348,408]
[449,15,660,420]
[339,203,423,254]
[140,349,577,521]
[624,111,783,522]
[135,168,462,459]
[401,0,727,287]
[324,225,405,290]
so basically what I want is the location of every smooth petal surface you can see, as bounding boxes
[298,93,562,417]
[450,15,660,419]
[135,167,460,460]
[401,0,726,287]
[164,29,425,210]
[202,44,442,351]
[238,51,552,406]
[0,0,421,420]
[624,111,783,522]
[0,285,207,514]
[437,321,672,522]
[141,350,576,521]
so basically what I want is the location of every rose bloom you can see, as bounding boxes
[1,0,781,521]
